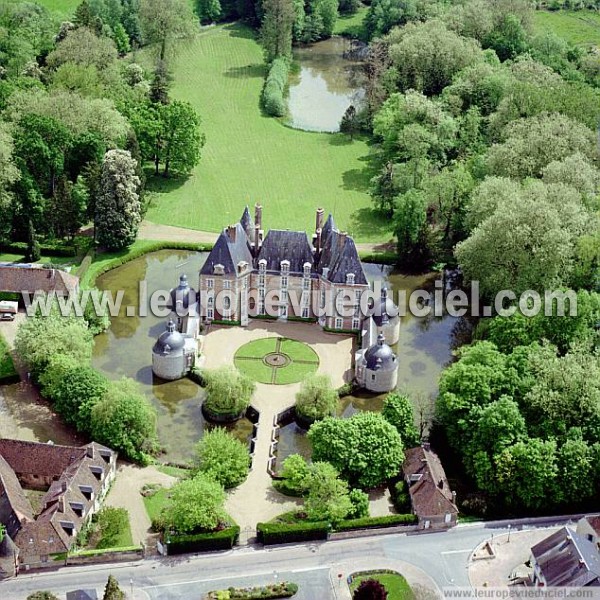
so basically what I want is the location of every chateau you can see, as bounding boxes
[153,206,400,392]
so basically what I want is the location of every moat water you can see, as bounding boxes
[286,37,365,132]
[0,251,465,463]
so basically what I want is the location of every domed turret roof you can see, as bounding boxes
[364,333,396,371]
[153,320,185,354]
[371,286,398,327]
[169,273,196,310]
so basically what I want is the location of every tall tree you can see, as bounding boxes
[95,149,141,250]
[103,575,125,600]
[260,0,295,62]
[139,0,196,61]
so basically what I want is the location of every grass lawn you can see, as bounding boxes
[349,571,414,600]
[533,9,600,47]
[97,518,134,549]
[233,337,319,384]
[334,5,369,39]
[0,333,18,382]
[157,464,192,478]
[143,24,389,243]
[37,0,81,17]
[0,252,79,268]
[143,487,172,523]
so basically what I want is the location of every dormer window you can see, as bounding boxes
[303,262,311,276]
[214,264,224,275]
[259,259,266,273]
[346,273,355,285]
[280,260,290,274]
[70,502,84,517]
[90,466,103,481]
[60,521,75,536]
[79,485,93,501]
[99,451,111,464]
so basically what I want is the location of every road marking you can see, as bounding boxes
[441,549,472,555]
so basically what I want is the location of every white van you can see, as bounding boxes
[0,301,18,321]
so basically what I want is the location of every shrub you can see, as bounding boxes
[353,579,387,600]
[262,58,289,117]
[348,489,370,519]
[164,525,239,554]
[0,333,18,384]
[27,593,60,600]
[278,454,311,495]
[206,582,299,599]
[194,428,250,489]
[393,480,411,512]
[335,514,417,531]
[202,366,255,421]
[257,521,329,544]
[94,507,129,549]
[295,374,338,423]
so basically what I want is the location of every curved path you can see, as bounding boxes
[139,220,394,253]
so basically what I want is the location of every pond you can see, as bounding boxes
[286,36,365,132]
[92,250,253,463]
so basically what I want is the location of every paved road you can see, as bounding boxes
[0,520,573,600]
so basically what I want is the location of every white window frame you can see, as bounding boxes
[206,278,214,289]
[335,317,343,329]
[352,317,360,330]
[302,307,309,319]
[223,280,231,289]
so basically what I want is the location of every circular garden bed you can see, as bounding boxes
[234,337,319,385]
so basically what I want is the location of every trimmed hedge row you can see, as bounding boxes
[206,582,299,599]
[165,525,240,554]
[257,521,329,545]
[335,514,417,531]
[0,241,77,257]
[262,58,289,117]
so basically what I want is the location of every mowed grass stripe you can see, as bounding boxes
[144,24,390,242]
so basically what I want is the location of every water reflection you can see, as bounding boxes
[287,37,365,132]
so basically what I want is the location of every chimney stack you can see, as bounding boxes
[86,445,94,459]
[315,208,324,232]
[227,225,237,243]
[338,231,348,248]
[315,228,322,254]
[255,203,262,229]
[254,225,261,255]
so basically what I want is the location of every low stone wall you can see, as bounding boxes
[66,546,144,566]
[329,524,419,541]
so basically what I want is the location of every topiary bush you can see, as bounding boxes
[262,58,289,117]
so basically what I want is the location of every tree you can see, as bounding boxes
[279,453,311,494]
[309,412,404,488]
[353,579,388,600]
[139,0,196,61]
[485,113,596,180]
[556,434,595,505]
[0,122,20,236]
[95,149,141,250]
[385,20,483,96]
[47,27,118,71]
[484,13,528,61]
[365,0,417,39]
[304,462,353,523]
[27,593,60,600]
[339,105,359,140]
[41,362,109,432]
[25,219,41,262]
[260,0,295,62]
[149,60,171,105]
[295,373,338,422]
[197,0,223,23]
[202,366,255,420]
[15,314,93,378]
[157,100,204,177]
[194,428,250,488]
[348,488,369,518]
[394,189,430,268]
[382,393,419,446]
[103,575,125,600]
[90,378,158,462]
[164,474,227,533]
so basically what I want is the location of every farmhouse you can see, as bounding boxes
[152,206,401,392]
[0,439,116,571]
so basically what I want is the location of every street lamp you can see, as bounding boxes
[507,524,512,543]
[130,577,133,598]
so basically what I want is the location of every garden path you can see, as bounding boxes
[104,463,176,546]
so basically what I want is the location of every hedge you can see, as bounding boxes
[257,521,329,545]
[0,241,77,257]
[273,479,303,498]
[358,251,398,265]
[262,58,289,117]
[206,582,299,599]
[335,514,417,532]
[164,525,240,554]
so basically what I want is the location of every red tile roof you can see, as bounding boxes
[0,265,78,295]
[403,445,458,519]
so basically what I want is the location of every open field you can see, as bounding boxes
[533,9,600,47]
[144,24,388,243]
[334,5,369,39]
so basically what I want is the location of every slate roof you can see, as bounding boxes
[240,206,254,240]
[317,229,367,285]
[403,445,458,520]
[200,223,253,276]
[532,527,600,586]
[0,265,78,295]
[257,230,314,274]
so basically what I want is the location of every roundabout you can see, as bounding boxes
[234,337,319,384]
